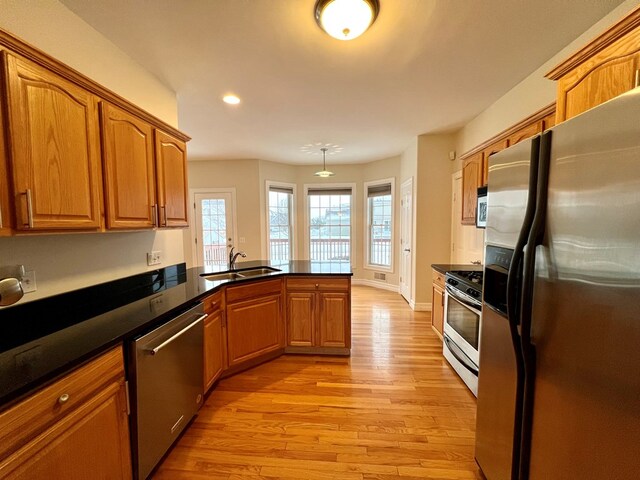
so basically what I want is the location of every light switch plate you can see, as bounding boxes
[147,251,162,266]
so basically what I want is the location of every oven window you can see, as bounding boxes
[447,297,480,350]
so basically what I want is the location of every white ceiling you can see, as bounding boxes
[61,0,624,164]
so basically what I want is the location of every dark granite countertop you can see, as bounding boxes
[0,260,352,407]
[431,264,484,274]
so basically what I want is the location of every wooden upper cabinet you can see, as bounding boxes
[461,152,482,225]
[3,53,102,230]
[481,139,508,186]
[507,121,543,147]
[547,8,640,122]
[542,111,556,130]
[101,103,156,229]
[0,84,12,236]
[155,130,188,228]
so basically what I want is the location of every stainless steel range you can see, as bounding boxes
[442,269,482,396]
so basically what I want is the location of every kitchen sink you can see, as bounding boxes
[201,272,246,281]
[235,267,281,277]
[201,266,281,281]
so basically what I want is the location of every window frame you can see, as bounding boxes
[303,183,356,266]
[265,180,297,262]
[364,177,395,273]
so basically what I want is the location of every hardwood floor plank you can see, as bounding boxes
[152,286,483,479]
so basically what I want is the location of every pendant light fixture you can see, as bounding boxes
[314,0,380,41]
[314,148,335,177]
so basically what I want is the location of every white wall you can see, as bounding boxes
[0,0,184,302]
[186,157,403,288]
[455,0,640,160]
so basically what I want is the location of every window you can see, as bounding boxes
[267,183,295,262]
[365,179,394,271]
[306,186,353,271]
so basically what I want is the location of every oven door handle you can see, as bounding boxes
[444,336,479,375]
[445,285,481,313]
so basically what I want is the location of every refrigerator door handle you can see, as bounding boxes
[518,129,553,480]
[505,134,541,480]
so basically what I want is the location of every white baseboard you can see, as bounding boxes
[351,278,400,293]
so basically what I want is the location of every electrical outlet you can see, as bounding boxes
[239,237,246,244]
[21,270,37,293]
[147,251,162,266]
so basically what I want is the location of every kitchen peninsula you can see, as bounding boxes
[0,261,352,478]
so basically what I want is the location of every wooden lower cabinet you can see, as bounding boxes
[226,294,284,367]
[203,291,226,392]
[431,269,445,339]
[318,292,349,348]
[0,346,131,479]
[287,292,315,347]
[285,277,351,353]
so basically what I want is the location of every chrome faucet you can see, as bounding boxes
[229,247,247,269]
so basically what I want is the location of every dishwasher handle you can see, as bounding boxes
[147,313,208,355]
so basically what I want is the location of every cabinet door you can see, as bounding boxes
[0,379,131,479]
[226,294,283,367]
[431,284,444,338]
[507,121,543,147]
[4,53,102,230]
[318,292,349,348]
[555,29,640,121]
[287,292,315,347]
[155,130,188,227]
[542,111,556,130]
[461,153,482,225]
[204,309,225,391]
[101,103,156,229]
[481,139,508,186]
[0,85,12,235]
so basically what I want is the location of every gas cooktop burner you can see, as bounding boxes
[449,270,483,286]
[445,269,484,300]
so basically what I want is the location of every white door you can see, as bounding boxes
[399,178,413,303]
[451,172,464,263]
[194,192,236,267]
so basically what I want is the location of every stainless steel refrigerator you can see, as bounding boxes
[475,88,640,480]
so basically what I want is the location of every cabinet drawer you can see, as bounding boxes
[202,290,223,313]
[0,346,125,460]
[226,278,282,304]
[286,276,350,292]
[432,269,445,288]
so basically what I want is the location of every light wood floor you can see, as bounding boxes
[154,286,483,480]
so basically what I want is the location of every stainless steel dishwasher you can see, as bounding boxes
[130,303,206,480]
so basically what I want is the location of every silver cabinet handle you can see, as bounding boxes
[23,189,34,228]
[147,313,207,355]
[404,248,410,252]
[58,393,70,405]
[635,69,640,88]
[0,201,3,229]
[151,204,158,227]
[161,205,167,226]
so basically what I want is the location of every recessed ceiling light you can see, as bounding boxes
[223,94,241,105]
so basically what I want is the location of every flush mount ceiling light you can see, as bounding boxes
[314,148,335,177]
[222,94,241,105]
[314,0,380,41]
